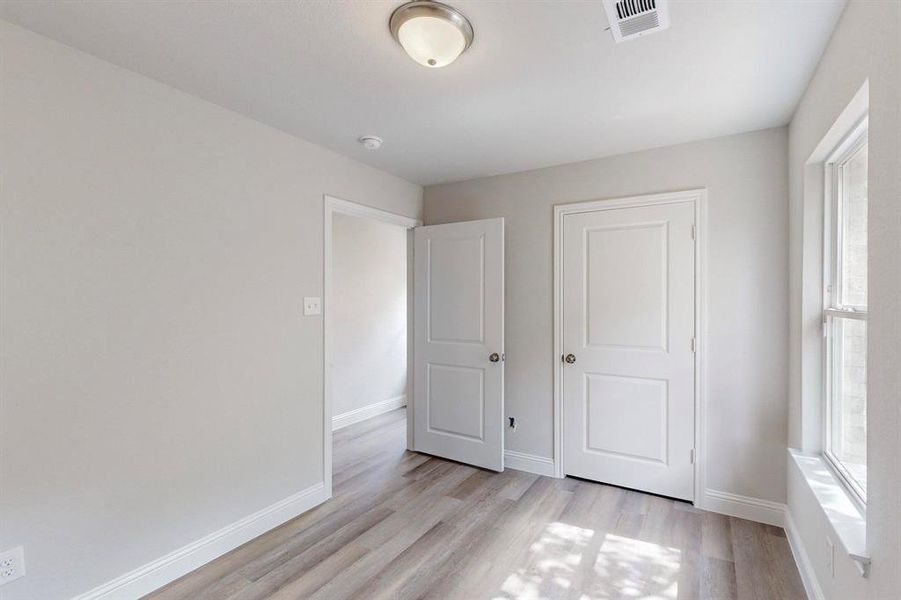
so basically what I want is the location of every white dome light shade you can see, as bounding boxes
[398,16,465,68]
[390,1,473,69]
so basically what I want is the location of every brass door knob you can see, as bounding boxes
[489,353,501,363]
[564,353,576,364]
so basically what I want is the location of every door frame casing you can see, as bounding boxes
[323,195,421,498]
[552,188,708,505]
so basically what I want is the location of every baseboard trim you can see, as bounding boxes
[784,509,825,600]
[504,450,556,477]
[332,395,406,431]
[701,488,786,527]
[73,482,329,600]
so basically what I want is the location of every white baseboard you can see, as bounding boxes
[504,450,556,477]
[332,395,406,431]
[784,509,825,600]
[73,482,329,600]
[701,488,786,527]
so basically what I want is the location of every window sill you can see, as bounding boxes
[789,449,870,576]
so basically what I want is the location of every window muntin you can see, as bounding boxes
[824,124,868,504]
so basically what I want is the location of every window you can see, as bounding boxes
[823,119,868,503]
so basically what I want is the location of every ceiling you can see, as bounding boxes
[0,1,845,185]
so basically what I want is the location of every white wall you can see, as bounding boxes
[0,21,421,600]
[424,127,790,505]
[787,1,900,598]
[331,213,407,420]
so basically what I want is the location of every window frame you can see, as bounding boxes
[822,115,868,508]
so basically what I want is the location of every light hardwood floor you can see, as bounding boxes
[148,409,805,600]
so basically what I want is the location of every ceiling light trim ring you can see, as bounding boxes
[389,1,475,54]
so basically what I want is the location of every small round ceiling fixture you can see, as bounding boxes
[389,1,474,68]
[359,135,383,150]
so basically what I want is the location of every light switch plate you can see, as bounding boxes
[303,297,321,316]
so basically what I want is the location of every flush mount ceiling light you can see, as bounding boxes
[389,1,474,68]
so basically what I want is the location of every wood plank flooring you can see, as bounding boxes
[148,409,805,600]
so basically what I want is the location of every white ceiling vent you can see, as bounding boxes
[602,0,670,43]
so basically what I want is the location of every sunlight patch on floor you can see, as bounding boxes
[587,533,681,599]
[494,521,683,600]
[496,521,594,599]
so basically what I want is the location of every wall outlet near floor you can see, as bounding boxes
[0,546,25,586]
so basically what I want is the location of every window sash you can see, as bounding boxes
[822,117,868,507]
[834,138,868,311]
[824,307,867,321]
[824,118,868,311]
[823,313,867,506]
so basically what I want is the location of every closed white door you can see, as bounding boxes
[562,201,695,500]
[414,218,504,471]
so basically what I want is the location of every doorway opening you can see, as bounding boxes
[323,196,419,497]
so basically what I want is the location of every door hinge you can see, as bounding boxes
[691,337,696,353]
[690,449,695,464]
[691,224,696,240]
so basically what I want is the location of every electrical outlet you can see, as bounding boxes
[0,546,25,586]
[826,537,835,578]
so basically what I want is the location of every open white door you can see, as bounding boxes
[413,218,504,471]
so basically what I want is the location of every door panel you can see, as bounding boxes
[427,235,484,344]
[585,373,668,463]
[585,223,667,350]
[562,201,695,500]
[414,218,504,471]
[427,363,484,441]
